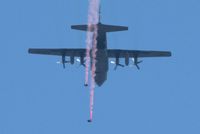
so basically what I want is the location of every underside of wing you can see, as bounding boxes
[107,49,172,58]
[28,48,86,57]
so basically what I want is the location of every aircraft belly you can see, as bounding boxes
[94,50,108,86]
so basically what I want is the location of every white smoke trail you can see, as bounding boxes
[85,0,100,86]
[85,0,100,122]
[90,29,98,121]
[85,31,92,86]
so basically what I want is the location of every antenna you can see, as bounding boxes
[99,4,101,23]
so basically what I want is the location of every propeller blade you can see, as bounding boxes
[131,58,142,70]
[58,61,71,63]
[57,61,68,69]
[118,64,125,67]
[63,63,66,69]
[76,58,81,62]
[110,61,115,64]
[114,64,124,70]
[131,58,135,62]
[111,61,124,70]
[135,64,140,70]
[114,65,117,70]
[76,58,86,67]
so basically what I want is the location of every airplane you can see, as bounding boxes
[28,7,171,87]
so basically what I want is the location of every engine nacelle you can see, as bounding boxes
[80,56,84,65]
[125,54,129,66]
[70,56,74,64]
[115,56,119,65]
[61,55,66,68]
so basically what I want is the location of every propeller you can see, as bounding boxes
[110,61,124,70]
[76,58,86,67]
[56,60,70,69]
[131,57,143,70]
[56,55,70,69]
[56,61,70,64]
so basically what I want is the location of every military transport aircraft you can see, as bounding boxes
[28,9,171,87]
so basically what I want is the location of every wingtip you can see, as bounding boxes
[71,25,75,29]
[168,51,172,57]
[28,48,32,54]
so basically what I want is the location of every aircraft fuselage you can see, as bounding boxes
[92,27,108,86]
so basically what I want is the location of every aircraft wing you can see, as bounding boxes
[28,48,86,57]
[29,48,171,58]
[107,49,171,58]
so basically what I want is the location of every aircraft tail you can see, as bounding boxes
[71,24,128,32]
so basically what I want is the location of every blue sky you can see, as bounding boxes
[0,0,200,133]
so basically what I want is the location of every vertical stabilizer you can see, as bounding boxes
[99,4,101,24]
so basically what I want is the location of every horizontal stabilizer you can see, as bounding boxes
[71,23,128,32]
[71,25,88,31]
